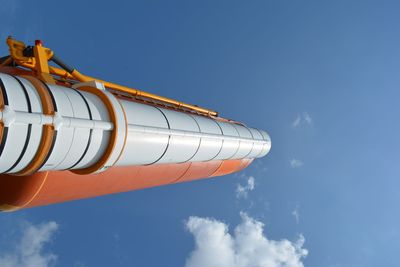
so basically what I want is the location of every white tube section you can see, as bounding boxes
[0,73,271,174]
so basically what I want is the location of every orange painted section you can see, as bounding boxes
[211,158,253,177]
[168,160,224,184]
[0,159,251,210]
[0,172,48,207]
[0,66,32,76]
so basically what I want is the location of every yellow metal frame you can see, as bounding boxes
[4,37,218,117]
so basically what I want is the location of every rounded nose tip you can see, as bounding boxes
[264,132,271,154]
[256,130,271,158]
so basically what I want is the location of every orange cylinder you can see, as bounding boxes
[0,159,251,211]
[0,66,270,211]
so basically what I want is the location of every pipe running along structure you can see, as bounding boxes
[0,37,271,211]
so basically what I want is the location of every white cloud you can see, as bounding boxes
[292,112,312,128]
[303,112,312,125]
[292,115,301,128]
[0,221,59,267]
[236,176,255,199]
[290,159,303,168]
[292,205,300,224]
[185,213,308,267]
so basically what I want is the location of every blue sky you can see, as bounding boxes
[1,0,400,266]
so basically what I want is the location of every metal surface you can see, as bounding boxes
[0,75,270,174]
[0,37,271,211]
[5,37,218,117]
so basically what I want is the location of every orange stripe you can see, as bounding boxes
[14,76,56,176]
[0,78,4,158]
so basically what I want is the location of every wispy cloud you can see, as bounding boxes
[292,205,300,224]
[0,221,59,267]
[290,159,303,168]
[236,176,255,199]
[292,116,301,128]
[292,112,313,128]
[185,212,308,267]
[303,112,312,125]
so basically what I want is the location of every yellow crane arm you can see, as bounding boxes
[4,37,218,117]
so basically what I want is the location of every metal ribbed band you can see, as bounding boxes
[32,80,59,172]
[207,118,224,161]
[35,81,59,171]
[185,114,202,163]
[71,86,119,174]
[112,97,128,167]
[68,89,93,169]
[241,125,255,159]
[226,122,241,159]
[147,106,171,165]
[39,80,58,112]
[0,77,9,159]
[4,75,33,173]
[0,77,9,105]
[0,127,8,158]
[13,76,57,176]
[254,128,269,158]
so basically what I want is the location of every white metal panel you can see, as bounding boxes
[246,127,264,158]
[257,130,271,158]
[0,74,30,173]
[96,91,127,172]
[259,130,269,141]
[9,76,43,173]
[73,91,111,169]
[116,100,169,166]
[53,88,92,169]
[190,115,223,162]
[0,75,271,174]
[157,108,201,163]
[231,124,253,159]
[40,85,75,171]
[213,121,240,160]
[122,101,169,127]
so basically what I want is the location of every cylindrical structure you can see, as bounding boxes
[0,72,271,211]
